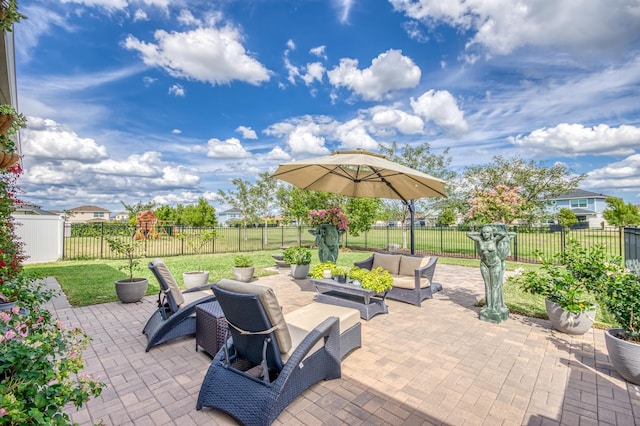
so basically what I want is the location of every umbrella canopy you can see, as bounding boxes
[270,150,447,202]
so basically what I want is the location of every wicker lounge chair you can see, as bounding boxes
[196,279,342,425]
[143,258,216,352]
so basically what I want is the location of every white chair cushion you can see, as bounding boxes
[398,255,430,276]
[372,253,401,275]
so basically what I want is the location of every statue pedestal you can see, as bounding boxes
[480,307,509,324]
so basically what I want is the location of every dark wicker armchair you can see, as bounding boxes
[143,259,216,352]
[196,280,342,425]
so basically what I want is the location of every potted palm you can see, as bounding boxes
[178,229,217,288]
[232,254,254,282]
[105,236,148,303]
[283,246,312,279]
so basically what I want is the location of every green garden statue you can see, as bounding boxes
[467,224,516,323]
[309,224,340,262]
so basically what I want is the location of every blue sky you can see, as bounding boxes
[14,0,640,213]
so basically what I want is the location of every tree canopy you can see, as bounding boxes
[603,196,640,226]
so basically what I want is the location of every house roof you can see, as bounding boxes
[220,208,242,214]
[550,189,609,200]
[86,217,109,222]
[13,204,57,215]
[68,205,110,212]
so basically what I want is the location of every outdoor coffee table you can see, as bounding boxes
[311,278,388,320]
[196,301,227,357]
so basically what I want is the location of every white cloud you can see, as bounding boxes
[133,8,148,21]
[168,84,185,96]
[206,137,252,158]
[310,45,327,59]
[301,62,325,86]
[334,119,379,150]
[265,146,291,161]
[369,106,424,135]
[60,0,128,11]
[327,49,421,101]
[390,0,640,59]
[334,0,354,23]
[584,154,640,191]
[410,89,468,135]
[89,151,165,177]
[22,117,109,161]
[509,124,640,157]
[265,116,337,156]
[235,126,258,139]
[172,129,181,134]
[123,25,271,86]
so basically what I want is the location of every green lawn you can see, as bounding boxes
[24,249,618,329]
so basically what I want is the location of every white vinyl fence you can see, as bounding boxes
[12,214,65,264]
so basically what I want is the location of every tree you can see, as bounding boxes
[154,205,174,222]
[218,179,257,240]
[558,208,578,230]
[344,197,382,237]
[182,198,217,227]
[461,155,585,223]
[438,208,456,226]
[467,185,527,224]
[603,196,640,226]
[378,142,455,248]
[253,172,279,244]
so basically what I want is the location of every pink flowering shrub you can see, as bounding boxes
[308,206,350,231]
[0,291,105,423]
[467,184,527,224]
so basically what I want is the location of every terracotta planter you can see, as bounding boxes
[115,278,148,303]
[605,328,640,385]
[545,299,595,335]
[0,152,19,169]
[183,271,210,289]
[0,113,13,134]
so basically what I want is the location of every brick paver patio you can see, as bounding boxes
[46,263,640,425]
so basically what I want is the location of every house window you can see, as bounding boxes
[93,212,104,217]
[570,199,587,208]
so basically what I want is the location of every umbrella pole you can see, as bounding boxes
[408,200,415,255]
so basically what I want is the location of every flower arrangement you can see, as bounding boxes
[309,261,336,279]
[0,274,105,423]
[308,206,349,231]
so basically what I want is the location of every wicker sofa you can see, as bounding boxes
[354,253,441,307]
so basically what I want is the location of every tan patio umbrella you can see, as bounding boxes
[271,149,447,202]
[271,149,448,253]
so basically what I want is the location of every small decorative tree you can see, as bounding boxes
[105,236,143,281]
[178,230,217,272]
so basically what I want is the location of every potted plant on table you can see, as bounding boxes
[331,266,349,283]
[283,246,312,279]
[178,229,217,288]
[105,236,148,303]
[232,254,254,282]
[357,267,394,293]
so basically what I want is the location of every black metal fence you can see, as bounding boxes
[63,222,625,263]
[624,227,640,262]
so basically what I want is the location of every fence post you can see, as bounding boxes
[560,227,566,252]
[512,225,518,262]
[100,222,104,259]
[440,225,443,254]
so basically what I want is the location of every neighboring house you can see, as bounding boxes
[547,189,610,228]
[114,212,129,222]
[218,208,242,226]
[66,205,111,223]
[13,203,56,216]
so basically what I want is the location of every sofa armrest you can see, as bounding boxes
[413,256,438,289]
[354,255,374,271]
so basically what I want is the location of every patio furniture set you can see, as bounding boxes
[142,253,440,425]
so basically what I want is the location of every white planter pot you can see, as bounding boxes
[183,271,210,289]
[545,299,595,335]
[115,278,148,303]
[290,264,310,279]
[605,328,640,385]
[232,266,254,282]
